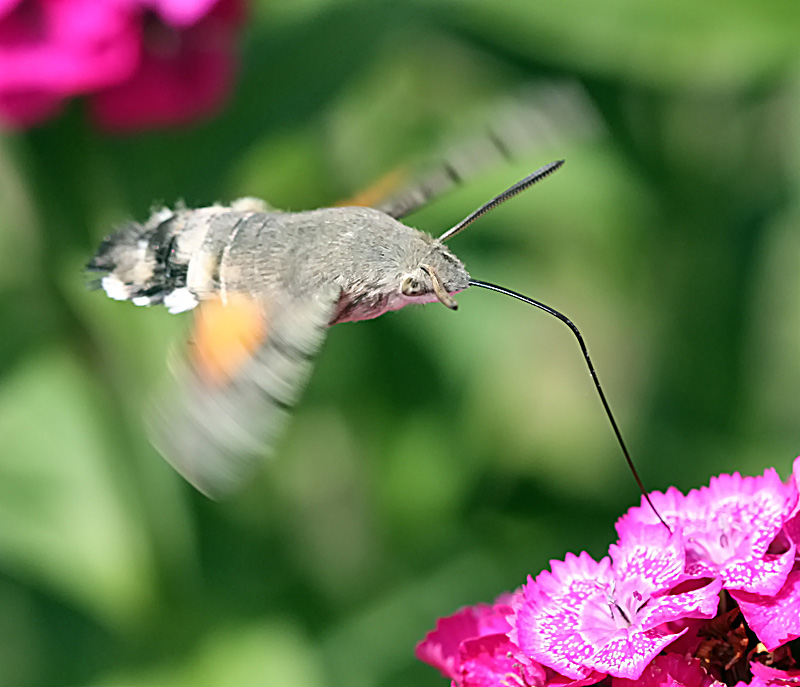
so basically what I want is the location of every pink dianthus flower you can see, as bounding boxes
[0,0,244,130]
[511,525,721,681]
[729,458,800,649]
[612,653,722,687]
[418,459,800,687]
[616,466,798,597]
[91,0,244,131]
[416,596,602,687]
[416,597,517,683]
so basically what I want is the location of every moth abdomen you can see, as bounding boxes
[87,207,185,306]
[88,203,250,314]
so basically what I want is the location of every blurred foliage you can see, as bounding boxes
[2,0,800,685]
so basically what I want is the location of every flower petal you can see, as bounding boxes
[612,653,722,687]
[732,569,800,650]
[616,487,686,534]
[638,577,722,629]
[609,523,684,592]
[0,0,22,18]
[416,598,515,681]
[749,662,800,687]
[91,0,243,131]
[713,547,796,596]
[583,627,688,680]
[0,88,63,127]
[147,0,224,26]
[460,634,533,687]
[416,605,493,680]
[512,554,611,680]
[0,0,140,93]
[618,468,797,596]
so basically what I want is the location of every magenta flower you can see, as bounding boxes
[617,467,798,597]
[418,460,800,687]
[0,0,243,131]
[91,0,244,131]
[731,457,800,649]
[611,654,722,687]
[139,0,222,26]
[511,524,722,681]
[416,597,602,687]
[749,662,800,687]
[733,568,800,650]
[459,633,538,687]
[457,634,604,687]
[0,0,139,126]
[416,599,515,682]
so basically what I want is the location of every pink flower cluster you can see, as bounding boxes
[0,0,244,131]
[417,458,800,687]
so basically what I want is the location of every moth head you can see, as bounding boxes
[398,160,565,311]
[399,245,469,310]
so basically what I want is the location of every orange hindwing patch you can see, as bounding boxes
[334,167,408,208]
[191,295,267,385]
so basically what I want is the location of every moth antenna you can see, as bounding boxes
[468,278,670,532]
[438,160,564,242]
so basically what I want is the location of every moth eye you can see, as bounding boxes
[401,276,424,297]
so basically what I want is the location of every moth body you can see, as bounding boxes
[86,200,470,496]
[89,201,470,325]
[87,160,562,497]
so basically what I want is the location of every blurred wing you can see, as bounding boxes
[334,167,409,209]
[149,288,340,499]
[374,81,603,219]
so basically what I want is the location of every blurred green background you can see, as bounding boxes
[2,0,800,685]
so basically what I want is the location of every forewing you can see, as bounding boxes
[373,81,602,219]
[149,287,340,499]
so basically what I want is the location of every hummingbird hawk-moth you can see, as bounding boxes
[88,158,564,498]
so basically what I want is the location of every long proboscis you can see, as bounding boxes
[468,279,670,532]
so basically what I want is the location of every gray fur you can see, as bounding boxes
[218,206,470,321]
[92,203,470,320]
